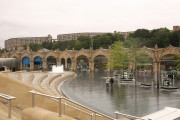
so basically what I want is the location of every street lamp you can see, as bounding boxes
[90,36,93,50]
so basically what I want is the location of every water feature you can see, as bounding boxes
[51,65,64,73]
[61,71,180,118]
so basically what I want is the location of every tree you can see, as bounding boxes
[74,40,81,50]
[29,43,42,51]
[108,41,128,71]
[132,29,151,38]
[151,28,170,48]
[77,36,91,49]
[42,42,53,50]
[169,30,180,47]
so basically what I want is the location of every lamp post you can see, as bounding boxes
[90,36,93,50]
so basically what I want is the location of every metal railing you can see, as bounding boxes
[114,111,146,120]
[0,93,16,118]
[29,90,114,120]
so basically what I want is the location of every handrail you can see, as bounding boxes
[62,95,114,120]
[29,90,114,120]
[0,93,16,118]
[114,111,146,120]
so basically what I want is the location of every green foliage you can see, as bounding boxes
[151,28,171,48]
[174,54,180,70]
[42,42,53,50]
[27,27,179,52]
[176,74,180,80]
[131,29,151,38]
[74,40,81,50]
[169,30,180,47]
[29,43,42,51]
[108,41,128,69]
[136,53,152,63]
[78,36,91,49]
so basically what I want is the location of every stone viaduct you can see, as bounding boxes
[0,45,179,74]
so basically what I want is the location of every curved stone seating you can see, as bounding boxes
[40,73,62,95]
[50,72,76,96]
[32,73,48,90]
[6,72,18,80]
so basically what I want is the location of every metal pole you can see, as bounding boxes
[58,98,61,117]
[32,92,35,107]
[64,102,66,115]
[91,36,93,50]
[91,113,94,120]
[8,100,11,118]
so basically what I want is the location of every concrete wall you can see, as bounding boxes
[22,107,75,120]
[0,72,59,111]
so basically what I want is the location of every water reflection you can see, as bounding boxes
[62,71,180,117]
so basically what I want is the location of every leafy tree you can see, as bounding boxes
[108,41,128,71]
[42,42,53,50]
[74,40,81,50]
[174,53,180,70]
[151,28,170,48]
[169,30,180,47]
[52,41,60,50]
[136,52,153,70]
[29,43,42,51]
[124,37,141,72]
[132,29,151,38]
[77,36,91,49]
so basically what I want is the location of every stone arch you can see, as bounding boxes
[60,50,73,60]
[75,49,90,59]
[94,55,108,71]
[34,56,43,70]
[45,52,58,60]
[92,48,109,60]
[75,50,90,71]
[160,46,180,58]
[22,56,30,70]
[32,53,44,60]
[46,56,57,70]
[76,55,89,71]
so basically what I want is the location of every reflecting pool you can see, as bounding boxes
[61,71,180,117]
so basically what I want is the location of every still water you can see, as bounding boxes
[61,71,180,117]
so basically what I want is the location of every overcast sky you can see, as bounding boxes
[0,0,180,48]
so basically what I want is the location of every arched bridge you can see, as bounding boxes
[0,45,179,73]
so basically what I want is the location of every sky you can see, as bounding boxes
[0,0,180,48]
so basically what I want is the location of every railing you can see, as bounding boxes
[114,111,146,120]
[29,90,114,120]
[0,93,16,118]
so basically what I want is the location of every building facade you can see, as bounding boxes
[57,32,109,41]
[5,35,52,51]
[173,26,180,31]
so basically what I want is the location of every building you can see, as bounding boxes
[173,26,180,31]
[57,31,133,41]
[57,32,109,41]
[5,35,52,51]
